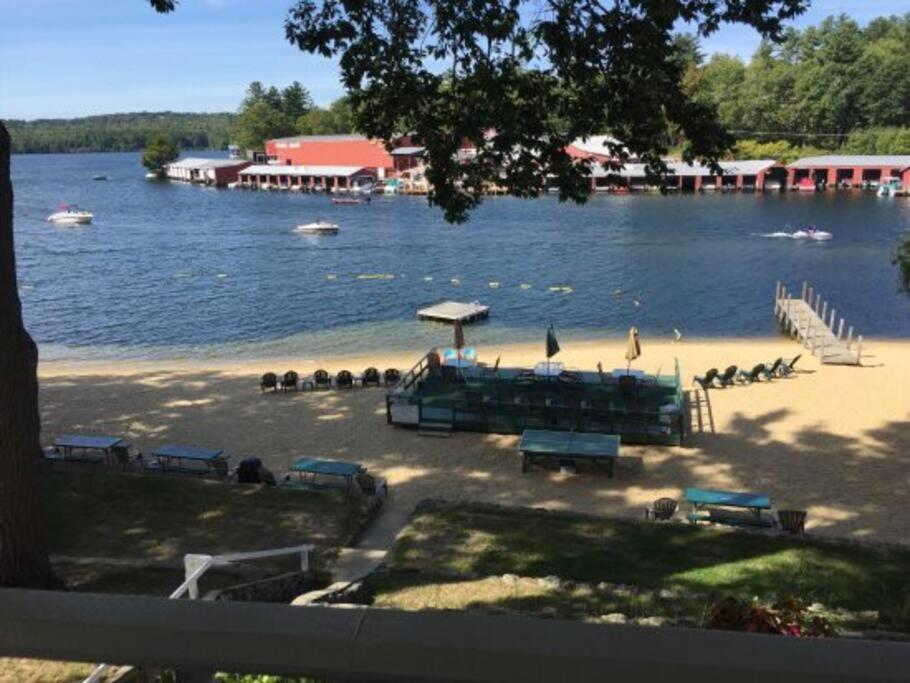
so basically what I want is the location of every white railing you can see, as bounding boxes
[84,543,313,683]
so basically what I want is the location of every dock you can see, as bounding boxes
[774,281,862,365]
[417,300,490,324]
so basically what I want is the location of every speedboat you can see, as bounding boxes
[47,205,93,225]
[92,175,107,181]
[796,178,817,192]
[877,178,902,197]
[791,227,832,241]
[295,221,339,235]
[332,196,370,205]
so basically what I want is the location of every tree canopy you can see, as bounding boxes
[283,0,808,221]
[141,134,180,172]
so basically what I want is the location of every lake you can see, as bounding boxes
[11,152,910,361]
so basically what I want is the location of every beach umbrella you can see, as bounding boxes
[454,319,465,350]
[625,326,641,371]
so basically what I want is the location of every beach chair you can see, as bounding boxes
[762,358,783,380]
[280,370,299,392]
[779,354,802,376]
[336,370,354,389]
[645,497,678,521]
[384,368,401,386]
[313,369,332,390]
[736,363,766,384]
[693,368,718,390]
[362,367,381,387]
[260,372,278,393]
[715,365,737,387]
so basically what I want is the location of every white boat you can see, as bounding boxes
[47,205,93,225]
[145,172,160,179]
[295,221,339,235]
[877,178,902,197]
[791,228,832,241]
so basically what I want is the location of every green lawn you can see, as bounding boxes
[370,501,910,632]
[41,467,361,593]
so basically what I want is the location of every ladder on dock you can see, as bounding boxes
[774,281,862,365]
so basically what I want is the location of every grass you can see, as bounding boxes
[370,501,910,631]
[41,467,362,593]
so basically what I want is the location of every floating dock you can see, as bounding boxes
[775,281,862,365]
[417,300,490,324]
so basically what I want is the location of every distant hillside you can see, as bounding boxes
[5,112,236,154]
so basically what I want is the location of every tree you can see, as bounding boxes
[141,133,180,173]
[284,0,807,221]
[281,81,314,120]
[0,122,54,587]
[231,101,295,151]
[895,234,910,294]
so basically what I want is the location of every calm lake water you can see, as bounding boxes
[11,152,910,361]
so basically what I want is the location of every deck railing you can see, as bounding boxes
[83,543,313,682]
[1,588,906,682]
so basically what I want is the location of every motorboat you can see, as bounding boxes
[92,175,107,181]
[295,220,339,235]
[145,171,160,179]
[760,227,832,241]
[877,178,902,197]
[47,205,93,225]
[332,196,370,205]
[796,178,818,192]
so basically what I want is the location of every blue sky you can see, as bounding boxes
[0,0,905,120]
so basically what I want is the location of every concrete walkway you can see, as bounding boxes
[292,501,411,605]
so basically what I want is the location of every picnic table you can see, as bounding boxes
[147,445,228,479]
[52,435,127,465]
[282,457,364,494]
[685,487,774,528]
[518,429,620,477]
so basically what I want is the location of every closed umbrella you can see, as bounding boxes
[625,326,641,371]
[546,323,560,377]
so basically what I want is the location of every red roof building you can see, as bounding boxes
[266,134,395,176]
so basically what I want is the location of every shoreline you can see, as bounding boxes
[37,335,906,378]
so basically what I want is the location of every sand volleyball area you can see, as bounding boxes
[38,337,910,545]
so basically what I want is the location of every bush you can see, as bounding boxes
[705,596,836,637]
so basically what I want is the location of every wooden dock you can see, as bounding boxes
[774,281,862,365]
[417,300,490,324]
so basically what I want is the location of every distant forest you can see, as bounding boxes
[6,112,234,154]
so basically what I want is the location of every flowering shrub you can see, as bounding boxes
[706,596,835,637]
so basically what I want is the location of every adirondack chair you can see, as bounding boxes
[645,497,678,521]
[280,370,299,392]
[762,358,783,380]
[779,354,802,376]
[362,367,381,387]
[736,363,766,384]
[715,365,738,387]
[693,368,719,390]
[313,369,332,390]
[260,372,278,393]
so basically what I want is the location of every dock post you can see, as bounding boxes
[808,286,814,306]
[847,326,854,349]
[837,318,844,340]
[802,282,808,301]
[856,335,863,363]
[814,293,821,314]
[829,309,836,330]
[821,300,827,323]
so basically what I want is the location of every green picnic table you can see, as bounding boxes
[518,429,620,477]
[685,487,774,528]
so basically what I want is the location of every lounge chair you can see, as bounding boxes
[260,372,278,393]
[384,368,401,386]
[736,363,766,384]
[336,370,354,389]
[715,365,737,387]
[362,367,381,387]
[779,354,802,376]
[280,370,299,392]
[693,368,718,390]
[762,358,783,380]
[313,369,332,390]
[645,497,678,521]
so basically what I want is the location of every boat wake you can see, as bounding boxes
[757,228,832,241]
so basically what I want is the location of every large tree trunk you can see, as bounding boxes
[0,121,53,588]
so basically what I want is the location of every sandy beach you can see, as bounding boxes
[38,337,910,545]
